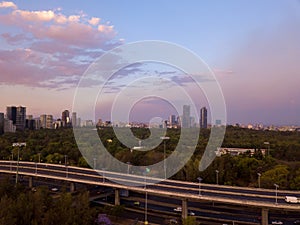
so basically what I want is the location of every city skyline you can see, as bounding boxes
[0,1,299,125]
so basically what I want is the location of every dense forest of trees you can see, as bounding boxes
[0,178,96,225]
[0,126,300,189]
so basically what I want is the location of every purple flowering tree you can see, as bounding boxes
[95,214,112,225]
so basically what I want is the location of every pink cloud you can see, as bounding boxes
[89,17,100,26]
[0,1,17,9]
[0,1,121,89]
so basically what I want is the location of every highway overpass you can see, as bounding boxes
[0,160,299,225]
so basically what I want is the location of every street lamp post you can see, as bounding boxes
[160,136,170,180]
[126,162,131,174]
[12,142,26,184]
[144,168,150,225]
[93,157,97,169]
[257,173,261,188]
[102,168,106,183]
[64,155,68,178]
[215,170,219,185]
[274,183,279,204]
[197,177,202,196]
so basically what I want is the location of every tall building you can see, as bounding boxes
[34,118,41,130]
[40,114,47,129]
[72,112,77,127]
[62,110,70,127]
[7,106,26,131]
[169,115,176,127]
[26,115,35,130]
[182,105,191,128]
[46,115,53,129]
[6,106,17,124]
[16,106,26,131]
[200,107,208,129]
[4,118,16,133]
[0,113,4,135]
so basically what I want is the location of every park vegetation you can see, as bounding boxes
[0,126,300,189]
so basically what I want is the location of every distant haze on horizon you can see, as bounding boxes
[0,1,299,126]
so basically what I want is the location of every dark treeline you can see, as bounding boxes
[0,178,96,225]
[0,126,300,189]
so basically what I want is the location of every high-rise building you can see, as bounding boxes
[16,106,26,131]
[72,112,77,127]
[40,114,47,129]
[0,113,4,135]
[26,115,35,130]
[200,107,208,129]
[182,105,191,128]
[46,115,53,129]
[77,117,81,127]
[6,106,17,124]
[4,118,16,133]
[62,110,70,127]
[169,115,176,127]
[34,118,41,130]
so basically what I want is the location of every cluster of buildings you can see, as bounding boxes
[0,106,80,134]
[0,104,210,134]
[162,105,208,129]
[233,123,300,132]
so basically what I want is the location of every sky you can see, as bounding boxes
[0,0,299,125]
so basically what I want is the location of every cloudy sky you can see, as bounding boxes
[0,1,299,125]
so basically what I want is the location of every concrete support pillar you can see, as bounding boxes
[28,176,33,188]
[261,208,269,225]
[182,198,188,219]
[115,189,120,206]
[70,182,75,192]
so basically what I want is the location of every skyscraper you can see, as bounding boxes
[169,115,176,127]
[46,115,53,129]
[16,106,26,131]
[200,107,208,129]
[7,106,26,131]
[40,114,47,129]
[72,112,77,127]
[182,105,191,128]
[6,106,17,124]
[62,110,70,127]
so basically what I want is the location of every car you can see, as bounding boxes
[294,220,300,224]
[173,207,182,212]
[51,187,58,192]
[272,221,283,225]
[188,211,195,216]
[133,201,140,206]
[169,218,178,224]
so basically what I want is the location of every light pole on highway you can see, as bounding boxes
[160,136,170,180]
[257,173,261,188]
[215,170,219,185]
[64,155,68,178]
[197,177,202,196]
[144,168,150,225]
[12,142,26,184]
[126,162,131,174]
[102,168,106,183]
[93,157,97,169]
[274,183,279,205]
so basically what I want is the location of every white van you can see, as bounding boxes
[285,196,299,203]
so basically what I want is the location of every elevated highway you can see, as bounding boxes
[0,160,299,225]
